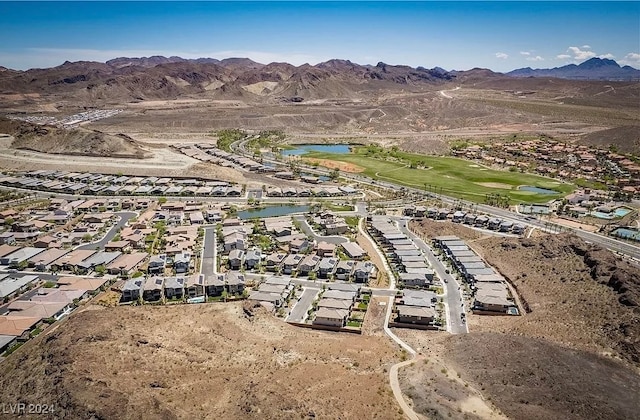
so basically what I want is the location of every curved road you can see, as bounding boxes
[389,357,422,420]
[293,215,349,244]
[77,211,137,250]
[395,217,468,334]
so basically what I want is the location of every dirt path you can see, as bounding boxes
[390,357,423,420]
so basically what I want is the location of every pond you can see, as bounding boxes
[612,228,640,241]
[282,144,351,156]
[518,185,558,195]
[237,204,310,220]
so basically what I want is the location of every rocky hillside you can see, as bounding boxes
[0,57,456,103]
[0,118,149,158]
[0,304,399,419]
[472,233,640,366]
[410,220,640,366]
[445,332,640,420]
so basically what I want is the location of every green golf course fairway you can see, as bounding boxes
[304,147,574,204]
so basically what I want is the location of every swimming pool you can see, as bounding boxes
[612,228,640,241]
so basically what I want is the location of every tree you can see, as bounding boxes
[82,233,92,242]
[329,168,340,181]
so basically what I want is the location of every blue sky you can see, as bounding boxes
[0,1,638,71]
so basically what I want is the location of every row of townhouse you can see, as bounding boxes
[392,289,439,328]
[0,275,110,354]
[367,217,434,288]
[403,206,526,234]
[120,272,246,304]
[0,243,148,277]
[311,283,365,328]
[228,247,376,283]
[266,185,359,198]
[0,171,239,197]
[433,236,517,315]
[175,143,277,174]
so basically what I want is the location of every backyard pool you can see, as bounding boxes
[282,144,351,156]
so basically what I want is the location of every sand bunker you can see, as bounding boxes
[476,182,513,189]
[303,158,365,173]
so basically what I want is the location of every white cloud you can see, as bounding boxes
[581,45,591,49]
[495,52,509,59]
[520,51,531,56]
[619,52,640,68]
[526,56,544,62]
[597,53,615,59]
[568,46,597,60]
[556,54,572,60]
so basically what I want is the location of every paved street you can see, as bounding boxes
[201,227,217,276]
[396,218,468,334]
[286,287,320,323]
[293,215,348,244]
[77,211,137,250]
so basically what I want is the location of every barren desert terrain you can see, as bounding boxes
[0,303,403,420]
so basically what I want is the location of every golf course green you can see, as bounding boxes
[304,146,574,204]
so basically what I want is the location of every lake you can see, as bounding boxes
[238,205,310,219]
[519,185,558,195]
[282,144,351,156]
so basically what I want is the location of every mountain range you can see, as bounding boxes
[0,57,459,102]
[507,57,640,81]
[0,56,637,104]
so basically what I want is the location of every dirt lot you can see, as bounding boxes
[302,157,365,173]
[393,330,507,420]
[445,333,640,420]
[395,307,640,420]
[0,303,402,420]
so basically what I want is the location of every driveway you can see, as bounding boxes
[201,227,217,276]
[286,287,320,323]
[77,211,137,250]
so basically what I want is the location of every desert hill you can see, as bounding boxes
[402,221,640,419]
[411,220,640,367]
[1,56,638,154]
[0,304,400,420]
[0,57,457,103]
[0,118,149,158]
[445,332,640,420]
[508,57,640,81]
